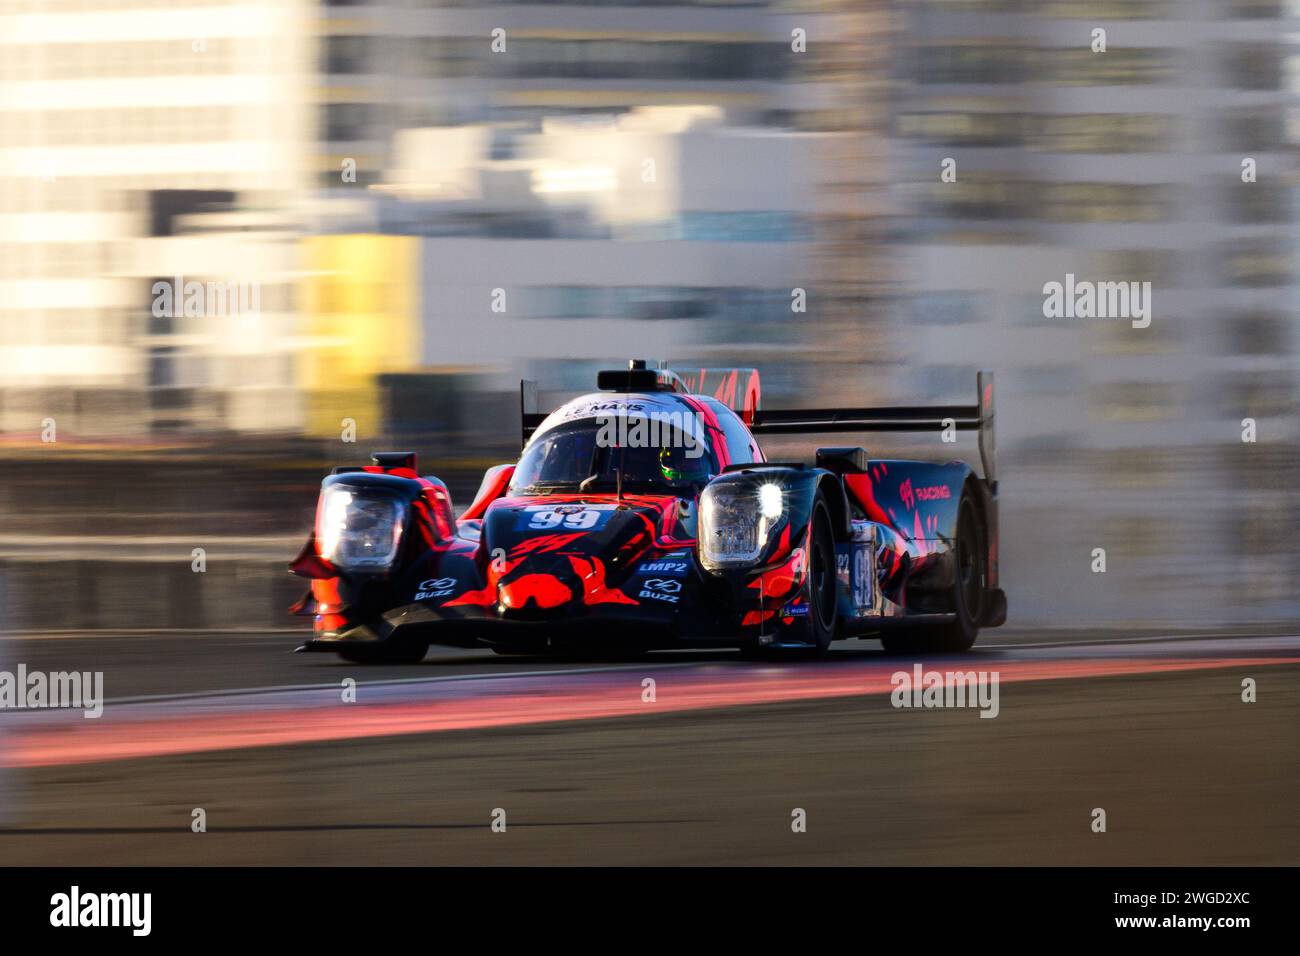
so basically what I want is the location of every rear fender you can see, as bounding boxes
[841,461,1000,617]
[843,460,973,544]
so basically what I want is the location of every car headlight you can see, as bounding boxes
[316,485,406,570]
[699,481,785,571]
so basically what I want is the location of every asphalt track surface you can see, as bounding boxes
[0,628,1297,865]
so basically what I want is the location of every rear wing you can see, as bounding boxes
[750,371,997,489]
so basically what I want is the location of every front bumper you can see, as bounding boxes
[297,592,736,652]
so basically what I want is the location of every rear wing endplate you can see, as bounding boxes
[520,379,544,448]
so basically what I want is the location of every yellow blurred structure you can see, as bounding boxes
[298,235,421,439]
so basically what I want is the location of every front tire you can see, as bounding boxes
[805,496,839,654]
[739,492,839,658]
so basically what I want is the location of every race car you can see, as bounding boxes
[289,361,1007,662]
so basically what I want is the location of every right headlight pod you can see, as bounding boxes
[699,480,786,572]
[316,484,407,571]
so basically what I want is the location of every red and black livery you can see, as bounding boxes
[290,361,1007,662]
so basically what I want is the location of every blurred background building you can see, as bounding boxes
[0,0,314,433]
[886,0,1300,620]
[0,0,1297,628]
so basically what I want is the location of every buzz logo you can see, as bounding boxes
[638,578,682,603]
[414,577,457,600]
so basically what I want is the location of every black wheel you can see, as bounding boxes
[880,487,984,655]
[338,641,428,664]
[738,492,838,659]
[805,496,839,654]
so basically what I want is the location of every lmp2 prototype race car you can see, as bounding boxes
[289,361,1007,662]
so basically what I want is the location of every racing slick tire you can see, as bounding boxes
[338,640,429,664]
[740,493,838,659]
[881,486,984,655]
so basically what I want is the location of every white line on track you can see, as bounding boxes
[95,660,714,707]
[80,631,1300,708]
[979,633,1300,650]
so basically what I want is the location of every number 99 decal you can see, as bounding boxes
[519,506,609,532]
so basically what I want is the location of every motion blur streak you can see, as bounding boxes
[6,654,1296,769]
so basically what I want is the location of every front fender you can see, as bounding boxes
[291,468,465,635]
[699,464,838,630]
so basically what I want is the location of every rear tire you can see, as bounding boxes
[880,487,984,655]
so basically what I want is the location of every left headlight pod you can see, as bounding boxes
[699,479,786,572]
[316,484,407,571]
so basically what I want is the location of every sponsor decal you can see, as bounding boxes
[638,577,682,603]
[642,578,681,594]
[915,485,951,502]
[641,560,689,575]
[553,397,676,425]
[581,400,647,414]
[899,478,951,511]
[518,504,610,532]
[781,602,810,617]
[638,592,679,604]
[414,576,458,600]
